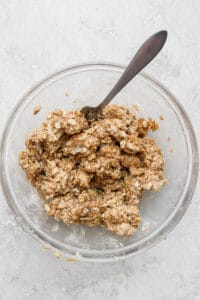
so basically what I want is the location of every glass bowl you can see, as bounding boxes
[0,63,198,262]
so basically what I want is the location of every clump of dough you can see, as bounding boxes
[19,105,166,236]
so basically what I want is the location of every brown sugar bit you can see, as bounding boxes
[159,115,164,121]
[132,104,139,111]
[33,106,41,115]
[19,104,166,237]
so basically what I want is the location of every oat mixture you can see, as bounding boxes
[19,105,166,236]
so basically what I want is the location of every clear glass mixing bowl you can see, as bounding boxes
[0,63,198,262]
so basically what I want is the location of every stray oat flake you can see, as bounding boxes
[33,106,41,115]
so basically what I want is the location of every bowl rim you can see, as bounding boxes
[0,62,199,262]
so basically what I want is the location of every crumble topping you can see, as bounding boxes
[19,104,166,236]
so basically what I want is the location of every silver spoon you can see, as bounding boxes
[81,30,167,121]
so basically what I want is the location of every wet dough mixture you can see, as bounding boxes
[19,105,166,236]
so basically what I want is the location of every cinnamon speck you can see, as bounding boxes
[167,136,171,142]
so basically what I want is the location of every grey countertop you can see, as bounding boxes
[0,1,200,299]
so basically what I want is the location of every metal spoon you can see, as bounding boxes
[81,30,167,121]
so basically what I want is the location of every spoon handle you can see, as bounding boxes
[98,30,167,109]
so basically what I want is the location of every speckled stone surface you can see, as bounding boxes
[0,1,200,299]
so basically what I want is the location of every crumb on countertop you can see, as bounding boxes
[54,250,61,258]
[42,244,51,250]
[114,256,120,261]
[65,257,79,262]
[159,115,164,120]
[169,147,174,154]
